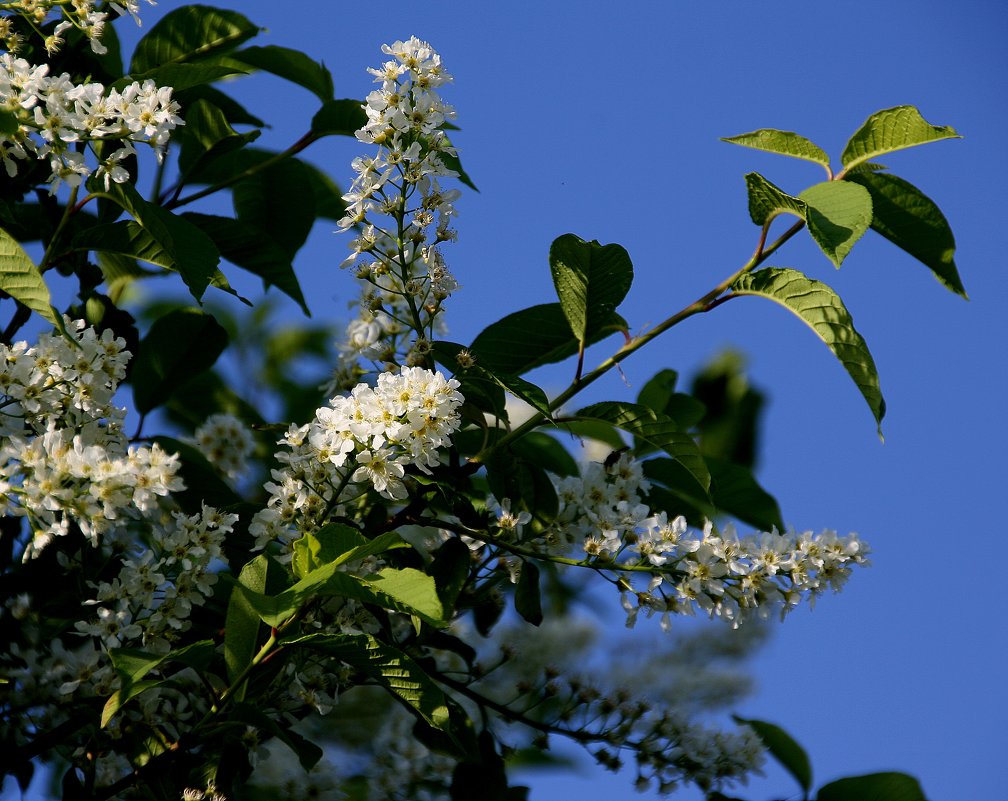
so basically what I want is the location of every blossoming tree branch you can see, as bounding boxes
[0,5,964,801]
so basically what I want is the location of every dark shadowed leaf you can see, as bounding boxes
[733,716,812,795]
[846,171,966,297]
[130,6,259,73]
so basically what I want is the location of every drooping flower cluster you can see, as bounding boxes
[0,0,154,56]
[251,366,464,554]
[0,53,183,191]
[0,320,185,558]
[332,37,460,375]
[76,504,235,651]
[547,452,869,628]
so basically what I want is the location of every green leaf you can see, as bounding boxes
[116,62,247,93]
[731,267,885,433]
[225,555,270,687]
[102,641,214,726]
[574,402,710,492]
[642,458,716,522]
[485,450,559,521]
[177,98,261,179]
[0,227,56,324]
[481,371,552,420]
[291,526,405,579]
[233,159,315,258]
[799,181,873,267]
[285,633,451,731]
[311,98,367,138]
[707,457,784,532]
[130,5,260,73]
[131,308,228,414]
[514,562,543,626]
[231,702,324,770]
[88,182,221,300]
[510,432,579,477]
[549,234,633,349]
[176,85,265,127]
[743,172,808,227]
[238,563,445,629]
[816,773,926,801]
[840,105,960,174]
[846,171,966,297]
[636,369,706,430]
[0,108,18,136]
[430,538,472,611]
[438,136,478,192]
[182,212,309,314]
[470,303,627,376]
[232,45,334,102]
[723,129,831,173]
[734,717,812,795]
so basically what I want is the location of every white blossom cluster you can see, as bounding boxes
[76,504,235,651]
[0,320,185,558]
[194,411,255,479]
[0,52,183,191]
[332,37,460,375]
[550,453,869,628]
[251,366,464,553]
[0,1,154,56]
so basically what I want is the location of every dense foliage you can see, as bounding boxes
[0,4,963,800]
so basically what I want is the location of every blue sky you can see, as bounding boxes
[13,1,1008,799]
[215,4,1002,798]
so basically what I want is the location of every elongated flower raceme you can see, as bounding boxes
[330,37,461,381]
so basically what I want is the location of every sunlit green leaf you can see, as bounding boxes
[799,181,872,267]
[731,267,885,433]
[0,227,56,325]
[840,105,960,174]
[549,234,633,349]
[722,128,831,172]
[743,172,808,227]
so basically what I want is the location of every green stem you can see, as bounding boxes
[471,218,805,463]
[38,184,79,273]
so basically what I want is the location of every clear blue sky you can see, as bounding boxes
[17,2,1008,799]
